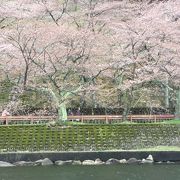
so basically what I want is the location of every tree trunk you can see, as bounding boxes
[122,106,129,121]
[91,92,97,115]
[164,77,169,111]
[122,91,130,121]
[175,88,180,119]
[57,103,67,123]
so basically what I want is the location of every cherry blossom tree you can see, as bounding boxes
[0,0,180,119]
[99,0,180,116]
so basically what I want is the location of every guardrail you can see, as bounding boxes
[0,116,56,125]
[0,114,175,125]
[67,114,175,123]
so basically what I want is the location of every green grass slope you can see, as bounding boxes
[0,124,180,152]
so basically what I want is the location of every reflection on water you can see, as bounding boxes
[0,164,180,180]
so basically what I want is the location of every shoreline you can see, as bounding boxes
[1,150,180,163]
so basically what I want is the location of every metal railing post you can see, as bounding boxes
[105,116,108,124]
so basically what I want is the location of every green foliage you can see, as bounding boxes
[20,91,50,109]
[0,80,14,104]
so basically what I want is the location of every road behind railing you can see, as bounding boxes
[0,114,175,125]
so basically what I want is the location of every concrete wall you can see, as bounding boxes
[0,151,180,163]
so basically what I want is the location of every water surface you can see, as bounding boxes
[0,164,179,180]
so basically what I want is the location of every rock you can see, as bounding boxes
[55,160,66,166]
[141,154,154,164]
[141,159,153,164]
[36,158,53,166]
[64,160,73,165]
[0,161,15,167]
[127,158,140,164]
[94,158,105,165]
[156,161,162,164]
[82,160,95,165]
[119,159,127,164]
[167,161,175,164]
[13,161,35,166]
[55,160,73,165]
[42,158,53,166]
[146,155,153,162]
[72,160,82,165]
[106,158,120,165]
[35,159,43,166]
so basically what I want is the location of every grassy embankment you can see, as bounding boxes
[0,123,180,152]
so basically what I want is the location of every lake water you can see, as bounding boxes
[0,164,180,180]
